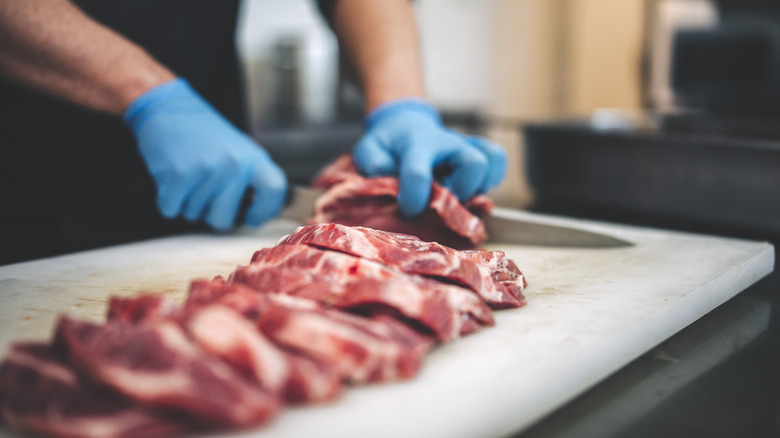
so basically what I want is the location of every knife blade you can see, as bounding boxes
[484,207,633,248]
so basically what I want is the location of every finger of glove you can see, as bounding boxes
[203,171,252,231]
[441,144,489,201]
[353,135,397,176]
[155,174,195,219]
[397,149,435,218]
[182,169,229,222]
[244,162,288,227]
[465,136,507,192]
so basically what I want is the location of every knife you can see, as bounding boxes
[484,208,632,248]
[279,186,632,248]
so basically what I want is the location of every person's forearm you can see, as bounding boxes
[331,0,426,112]
[0,0,175,115]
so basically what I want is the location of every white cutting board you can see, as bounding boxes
[0,211,774,438]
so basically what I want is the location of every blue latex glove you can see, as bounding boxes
[124,78,287,231]
[353,97,507,218]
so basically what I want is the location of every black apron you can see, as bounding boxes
[0,0,245,265]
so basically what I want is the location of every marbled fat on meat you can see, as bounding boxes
[461,249,528,307]
[108,288,342,405]
[310,154,491,248]
[55,317,278,428]
[0,343,187,438]
[237,243,495,341]
[257,300,434,383]
[107,294,178,324]
[182,287,342,404]
[277,223,526,309]
[182,305,291,395]
[184,277,434,384]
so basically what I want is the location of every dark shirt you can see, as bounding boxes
[0,1,245,265]
[0,0,341,266]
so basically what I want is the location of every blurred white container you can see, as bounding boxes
[237,0,339,128]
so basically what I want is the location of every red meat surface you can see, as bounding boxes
[185,279,434,384]
[0,342,187,438]
[310,154,492,248]
[256,298,434,383]
[235,243,494,341]
[55,317,279,428]
[107,294,177,324]
[277,223,526,308]
[182,302,342,404]
[109,289,343,405]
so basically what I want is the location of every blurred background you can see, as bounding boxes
[235,0,648,204]
[236,0,780,241]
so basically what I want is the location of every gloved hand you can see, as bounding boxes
[353,97,507,218]
[124,78,287,231]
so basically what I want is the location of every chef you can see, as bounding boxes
[0,0,507,266]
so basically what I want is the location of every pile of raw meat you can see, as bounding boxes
[311,155,494,249]
[0,224,526,438]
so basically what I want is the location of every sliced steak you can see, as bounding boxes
[237,244,494,341]
[256,298,434,383]
[107,294,178,324]
[182,303,342,404]
[185,281,433,383]
[461,249,527,308]
[55,317,278,428]
[277,223,526,308]
[0,342,187,438]
[182,304,291,394]
[109,288,342,405]
[310,154,491,248]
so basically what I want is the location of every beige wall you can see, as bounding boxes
[559,0,645,116]
[481,0,645,120]
[485,0,564,208]
[480,0,646,208]
[237,0,648,208]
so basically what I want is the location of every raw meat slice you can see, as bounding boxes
[183,304,291,394]
[281,353,343,404]
[461,249,528,308]
[236,244,494,340]
[0,342,186,438]
[185,284,342,404]
[55,317,278,428]
[463,194,494,217]
[276,223,526,308]
[237,265,482,341]
[186,280,433,383]
[109,291,292,396]
[257,300,434,383]
[183,303,342,404]
[186,277,232,309]
[108,289,342,405]
[186,278,267,319]
[310,154,491,248]
[107,294,177,324]
[186,280,326,319]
